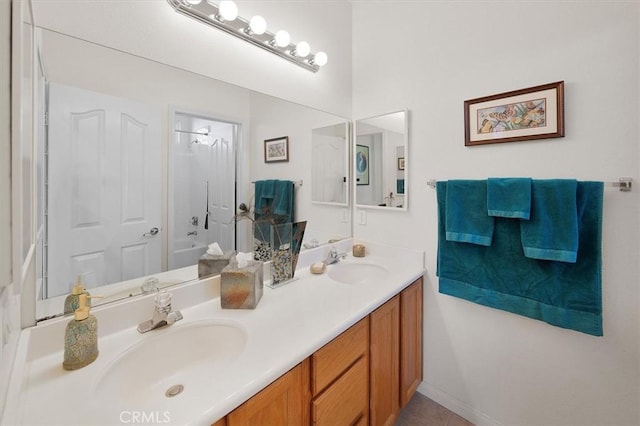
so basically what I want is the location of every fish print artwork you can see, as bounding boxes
[477,98,547,134]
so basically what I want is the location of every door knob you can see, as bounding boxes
[143,227,159,237]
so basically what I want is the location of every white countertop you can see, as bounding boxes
[3,239,424,426]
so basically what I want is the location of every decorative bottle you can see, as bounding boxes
[63,275,91,315]
[63,294,99,371]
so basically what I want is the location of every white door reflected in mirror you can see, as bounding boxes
[355,110,408,210]
[311,122,349,206]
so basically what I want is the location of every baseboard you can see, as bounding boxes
[417,382,502,426]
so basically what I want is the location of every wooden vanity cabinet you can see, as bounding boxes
[225,359,309,426]
[400,277,423,408]
[370,277,424,425]
[215,277,423,426]
[310,317,369,425]
[370,294,400,426]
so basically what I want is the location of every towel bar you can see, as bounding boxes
[251,180,303,186]
[427,178,632,192]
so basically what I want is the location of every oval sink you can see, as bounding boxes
[327,262,389,284]
[93,320,247,408]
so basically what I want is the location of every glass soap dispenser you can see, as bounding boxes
[63,275,91,315]
[63,294,99,371]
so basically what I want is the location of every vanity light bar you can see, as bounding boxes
[167,0,324,73]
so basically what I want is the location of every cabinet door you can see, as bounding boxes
[227,359,309,426]
[312,355,369,426]
[370,295,400,426]
[400,278,423,408]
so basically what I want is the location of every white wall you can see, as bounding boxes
[0,1,12,290]
[0,0,15,416]
[31,0,352,118]
[353,2,639,425]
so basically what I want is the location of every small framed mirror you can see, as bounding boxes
[311,122,350,206]
[354,109,408,210]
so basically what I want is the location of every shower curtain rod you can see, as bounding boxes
[426,178,632,192]
[174,129,209,136]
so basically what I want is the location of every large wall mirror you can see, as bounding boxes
[354,110,408,210]
[33,28,351,321]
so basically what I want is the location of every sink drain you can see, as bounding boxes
[165,384,184,398]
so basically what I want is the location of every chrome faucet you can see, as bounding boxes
[137,291,183,334]
[325,247,347,265]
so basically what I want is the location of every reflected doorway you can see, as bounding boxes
[169,111,238,269]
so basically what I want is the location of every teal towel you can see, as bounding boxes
[255,179,276,215]
[521,179,578,263]
[487,178,532,219]
[445,180,494,246]
[436,181,603,336]
[254,179,295,243]
[273,180,294,218]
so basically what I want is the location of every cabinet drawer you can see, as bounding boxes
[311,355,368,426]
[311,316,369,396]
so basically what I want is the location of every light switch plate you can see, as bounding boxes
[358,210,367,225]
[341,209,349,223]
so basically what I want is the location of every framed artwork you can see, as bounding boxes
[464,81,564,146]
[398,157,405,170]
[264,136,289,163]
[355,144,369,185]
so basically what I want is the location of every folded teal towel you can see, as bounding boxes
[437,181,603,336]
[445,180,494,246]
[487,178,532,219]
[521,179,578,263]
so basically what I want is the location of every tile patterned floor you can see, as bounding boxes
[396,392,474,426]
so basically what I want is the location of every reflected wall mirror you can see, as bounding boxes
[33,27,351,321]
[311,123,350,206]
[354,110,408,210]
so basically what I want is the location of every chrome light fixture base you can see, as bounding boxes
[167,0,321,73]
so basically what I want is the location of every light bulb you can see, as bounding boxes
[249,15,267,35]
[274,30,290,47]
[185,0,202,4]
[313,51,328,66]
[295,41,310,57]
[218,1,238,21]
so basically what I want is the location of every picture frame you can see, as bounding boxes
[464,81,564,146]
[264,136,289,163]
[398,157,405,171]
[355,144,369,185]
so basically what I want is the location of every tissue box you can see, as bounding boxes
[220,261,264,309]
[198,251,235,278]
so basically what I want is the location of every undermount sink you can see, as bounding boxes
[93,320,247,408]
[327,262,389,284]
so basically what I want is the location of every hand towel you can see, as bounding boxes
[445,180,494,246]
[487,178,532,219]
[520,179,579,263]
